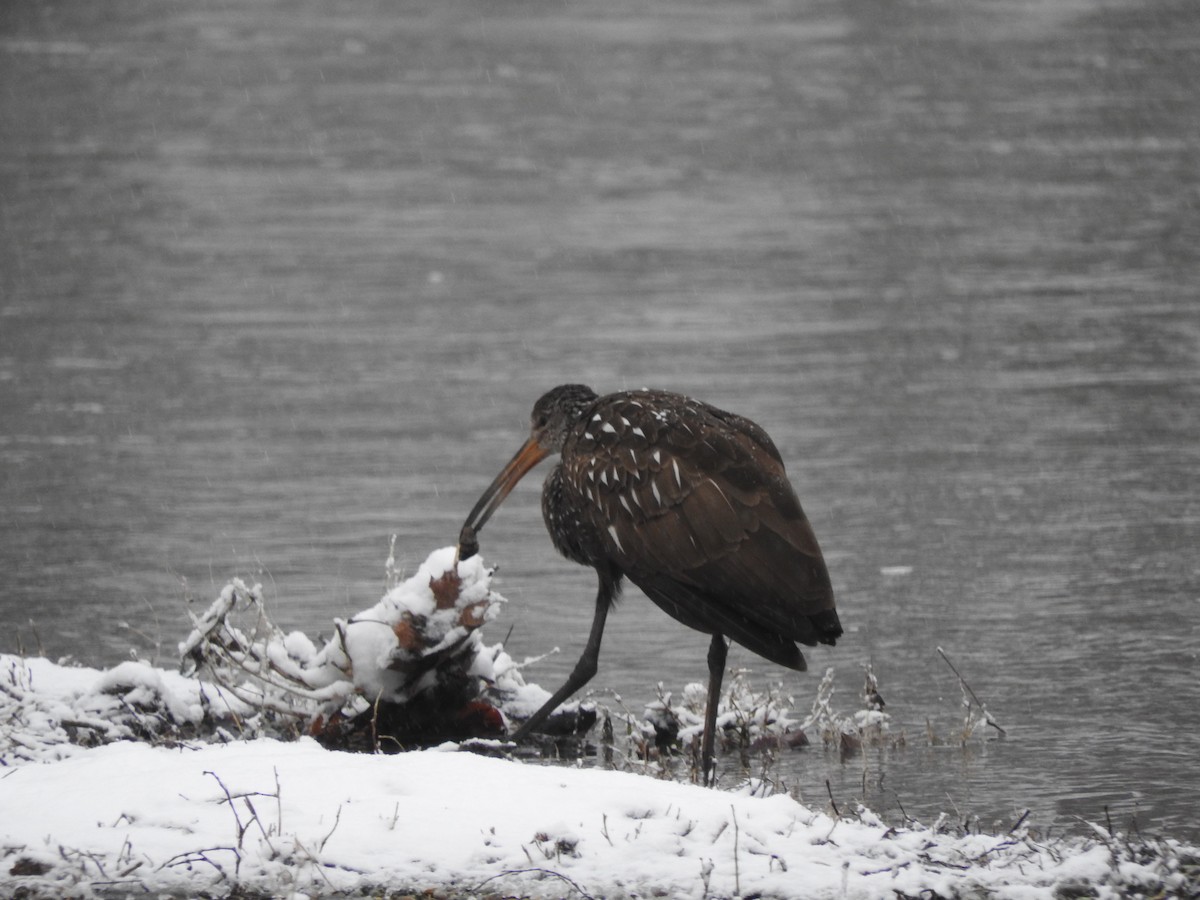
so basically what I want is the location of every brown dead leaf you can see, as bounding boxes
[429,568,462,610]
[458,600,489,629]
[393,612,424,650]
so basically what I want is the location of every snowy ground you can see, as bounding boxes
[2,550,1196,898]
[2,714,1195,899]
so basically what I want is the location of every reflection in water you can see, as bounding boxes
[1,0,1197,838]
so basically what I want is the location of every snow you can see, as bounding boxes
[174,547,526,729]
[2,729,1191,899]
[4,660,1195,898]
[1,548,1196,898]
[336,548,501,701]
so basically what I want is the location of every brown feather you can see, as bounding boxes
[467,384,841,777]
[547,389,840,662]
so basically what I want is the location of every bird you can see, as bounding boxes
[457,384,841,784]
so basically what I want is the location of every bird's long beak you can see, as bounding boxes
[458,437,549,557]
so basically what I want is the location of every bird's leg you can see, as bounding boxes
[511,570,616,742]
[701,632,728,787]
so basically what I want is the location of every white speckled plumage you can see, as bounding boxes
[459,383,841,782]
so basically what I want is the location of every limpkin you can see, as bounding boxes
[457,385,841,783]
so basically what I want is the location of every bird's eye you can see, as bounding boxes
[534,413,549,429]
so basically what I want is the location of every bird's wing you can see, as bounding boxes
[561,392,837,645]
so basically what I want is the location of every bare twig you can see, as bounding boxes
[241,796,278,857]
[936,647,1007,736]
[371,689,384,753]
[274,767,283,836]
[473,867,596,900]
[318,804,343,853]
[826,779,842,820]
[1009,809,1031,834]
[29,620,46,657]
[290,836,338,890]
[205,771,247,848]
[159,846,238,878]
[731,805,741,898]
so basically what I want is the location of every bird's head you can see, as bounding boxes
[529,383,599,454]
[458,384,598,560]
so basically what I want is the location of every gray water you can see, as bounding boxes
[3,0,1198,840]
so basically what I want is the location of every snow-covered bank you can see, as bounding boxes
[2,655,1197,899]
[4,734,1195,900]
[2,545,1197,898]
